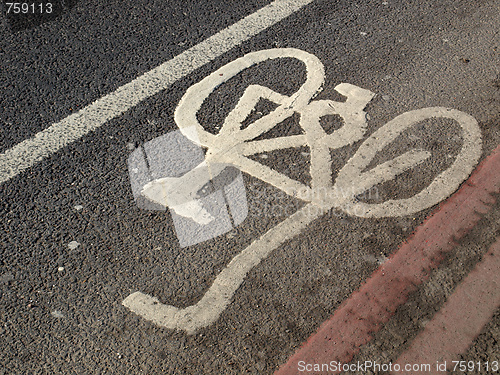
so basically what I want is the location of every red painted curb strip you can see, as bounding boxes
[393,237,500,375]
[275,145,500,375]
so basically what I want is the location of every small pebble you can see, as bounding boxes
[51,310,65,319]
[0,273,14,283]
[74,205,83,211]
[360,31,367,36]
[68,241,80,250]
[259,154,268,159]
[58,266,65,272]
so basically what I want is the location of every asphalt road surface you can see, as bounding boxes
[1,0,499,374]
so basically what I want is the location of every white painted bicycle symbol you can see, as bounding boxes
[123,48,482,334]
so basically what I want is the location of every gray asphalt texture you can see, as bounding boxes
[1,0,499,374]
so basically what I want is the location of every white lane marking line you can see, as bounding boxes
[122,48,482,334]
[0,0,315,185]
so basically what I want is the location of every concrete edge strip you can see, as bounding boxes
[275,144,500,375]
[392,236,500,374]
[0,0,315,185]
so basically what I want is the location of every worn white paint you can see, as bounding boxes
[141,177,214,225]
[122,48,482,333]
[140,161,231,224]
[67,241,80,250]
[0,0,315,185]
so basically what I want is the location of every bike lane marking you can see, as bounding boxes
[122,48,482,334]
[392,237,500,375]
[276,144,500,375]
[0,0,314,185]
